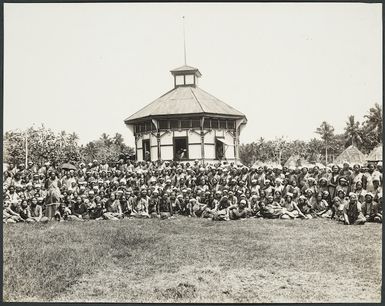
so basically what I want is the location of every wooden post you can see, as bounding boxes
[201,118,205,164]
[157,132,161,161]
[25,131,28,168]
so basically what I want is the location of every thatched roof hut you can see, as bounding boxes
[334,145,366,165]
[366,144,382,162]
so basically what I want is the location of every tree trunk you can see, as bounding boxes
[325,145,328,165]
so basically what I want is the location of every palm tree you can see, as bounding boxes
[68,132,79,142]
[113,133,124,146]
[100,133,111,146]
[344,115,362,147]
[315,121,335,164]
[364,103,382,142]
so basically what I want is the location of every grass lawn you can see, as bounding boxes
[3,217,382,303]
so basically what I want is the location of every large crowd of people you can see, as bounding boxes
[3,158,383,225]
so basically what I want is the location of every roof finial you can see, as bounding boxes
[183,16,187,65]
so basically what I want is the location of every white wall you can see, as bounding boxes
[189,144,201,159]
[161,146,173,160]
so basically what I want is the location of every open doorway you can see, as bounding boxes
[142,139,151,161]
[215,138,225,160]
[174,137,188,160]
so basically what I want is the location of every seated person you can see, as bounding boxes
[28,197,49,223]
[280,193,305,219]
[131,192,149,218]
[68,196,87,221]
[296,195,313,219]
[213,195,231,221]
[19,199,35,223]
[361,193,381,223]
[104,196,123,220]
[3,197,22,223]
[159,193,174,219]
[311,192,331,218]
[343,193,366,225]
[54,202,72,221]
[229,199,251,220]
[90,201,106,220]
[191,198,207,217]
[261,195,283,219]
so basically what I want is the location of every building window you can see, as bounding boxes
[181,119,191,129]
[159,120,169,130]
[219,120,227,129]
[174,137,189,160]
[170,120,179,129]
[215,138,225,160]
[192,119,200,128]
[203,119,210,129]
[185,74,194,85]
[142,139,151,161]
[211,119,219,129]
[145,121,152,132]
[175,75,184,86]
[227,120,235,130]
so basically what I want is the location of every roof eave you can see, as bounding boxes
[124,113,247,125]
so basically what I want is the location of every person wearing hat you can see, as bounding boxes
[343,193,366,225]
[362,193,381,223]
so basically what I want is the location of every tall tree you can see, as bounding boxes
[363,103,382,143]
[315,121,335,164]
[344,115,362,147]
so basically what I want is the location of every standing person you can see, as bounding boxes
[343,193,366,225]
[45,171,62,219]
[328,165,340,199]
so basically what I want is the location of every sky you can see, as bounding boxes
[4,3,382,147]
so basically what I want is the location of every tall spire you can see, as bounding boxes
[183,16,187,65]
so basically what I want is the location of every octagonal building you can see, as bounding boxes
[124,65,247,163]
